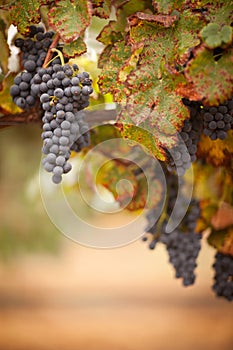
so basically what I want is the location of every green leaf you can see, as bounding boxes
[185,45,233,105]
[63,37,87,57]
[200,23,232,49]
[204,0,233,27]
[9,0,49,34]
[220,25,233,46]
[48,0,92,43]
[91,0,111,19]
[200,23,222,48]
[152,0,184,14]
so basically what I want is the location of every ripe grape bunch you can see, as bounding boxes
[201,97,233,141]
[166,99,203,176]
[38,64,93,184]
[144,172,202,287]
[10,25,64,109]
[212,252,233,301]
[10,25,93,184]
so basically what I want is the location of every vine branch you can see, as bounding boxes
[0,108,117,129]
[43,33,60,68]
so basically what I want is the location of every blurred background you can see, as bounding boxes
[0,125,232,350]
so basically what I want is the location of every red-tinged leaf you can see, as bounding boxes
[193,161,233,234]
[173,9,203,65]
[97,9,204,160]
[98,0,154,45]
[48,0,92,43]
[197,132,233,168]
[9,0,51,34]
[126,174,163,211]
[125,72,188,130]
[91,0,111,19]
[126,176,148,211]
[98,45,113,69]
[208,227,233,256]
[128,12,178,28]
[118,42,144,81]
[97,20,124,45]
[211,202,233,230]
[96,160,138,207]
[116,119,168,161]
[185,45,233,105]
[63,37,86,57]
[98,41,131,97]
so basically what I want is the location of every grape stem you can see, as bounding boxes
[51,48,65,66]
[43,33,61,68]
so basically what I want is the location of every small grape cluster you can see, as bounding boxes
[167,100,203,176]
[201,97,233,140]
[144,172,202,286]
[10,25,55,109]
[212,252,233,301]
[36,63,93,184]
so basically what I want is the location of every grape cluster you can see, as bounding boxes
[201,97,233,140]
[10,26,54,109]
[10,25,69,109]
[167,100,203,176]
[212,252,233,301]
[144,172,202,286]
[161,199,201,286]
[10,25,93,184]
[35,63,92,184]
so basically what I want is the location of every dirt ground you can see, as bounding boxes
[0,238,232,350]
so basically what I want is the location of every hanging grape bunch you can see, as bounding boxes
[143,171,202,287]
[10,26,93,184]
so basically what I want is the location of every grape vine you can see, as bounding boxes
[0,0,232,301]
